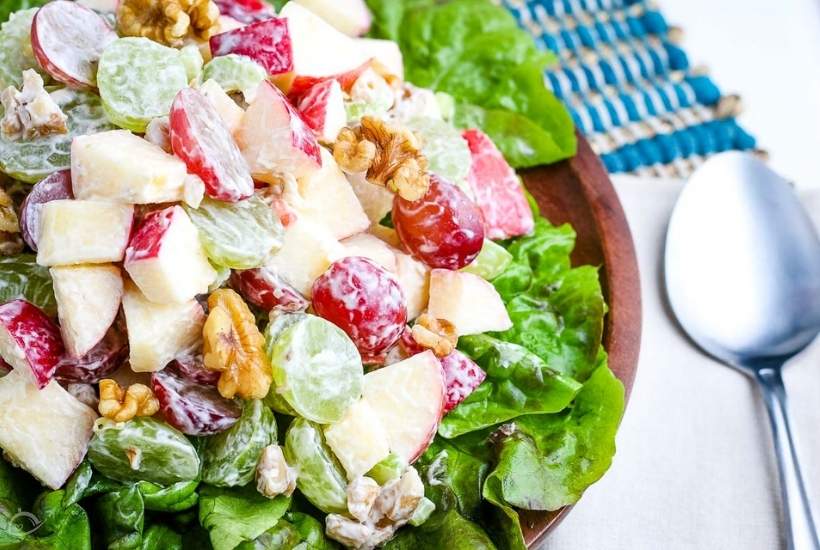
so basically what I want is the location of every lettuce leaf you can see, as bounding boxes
[440,335,581,438]
[483,362,624,511]
[0,254,57,316]
[0,0,47,25]
[384,508,498,550]
[365,0,576,167]
[198,485,290,550]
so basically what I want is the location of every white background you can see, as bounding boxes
[659,0,820,190]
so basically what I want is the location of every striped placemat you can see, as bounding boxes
[501,0,761,177]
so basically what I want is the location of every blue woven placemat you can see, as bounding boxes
[502,0,759,177]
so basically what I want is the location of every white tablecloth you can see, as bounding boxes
[540,176,820,550]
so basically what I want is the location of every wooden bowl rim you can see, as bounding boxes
[519,133,643,546]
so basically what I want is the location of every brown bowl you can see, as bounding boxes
[518,133,642,546]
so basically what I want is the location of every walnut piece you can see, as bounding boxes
[347,476,381,523]
[203,289,272,400]
[256,444,297,498]
[117,0,220,47]
[333,117,430,201]
[1,70,68,142]
[411,314,458,358]
[325,514,382,550]
[98,379,159,422]
[370,468,424,526]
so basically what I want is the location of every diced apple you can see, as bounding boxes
[51,264,123,358]
[71,130,191,204]
[362,350,445,463]
[340,233,397,273]
[36,200,134,266]
[238,81,322,184]
[395,252,429,321]
[122,282,206,373]
[213,0,275,24]
[368,224,402,249]
[356,38,404,80]
[427,269,512,336]
[0,370,97,489]
[265,218,344,297]
[463,128,534,239]
[348,173,395,224]
[144,117,172,153]
[276,2,370,92]
[286,59,371,103]
[209,18,293,75]
[0,300,64,389]
[199,79,244,135]
[440,350,486,413]
[291,149,369,240]
[125,206,216,304]
[297,79,346,143]
[294,0,372,36]
[324,399,390,480]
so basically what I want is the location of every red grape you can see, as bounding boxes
[167,355,221,387]
[230,268,308,313]
[19,170,73,251]
[151,369,241,436]
[54,325,128,384]
[212,0,275,23]
[392,174,485,270]
[312,256,407,362]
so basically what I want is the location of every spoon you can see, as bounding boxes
[664,152,820,550]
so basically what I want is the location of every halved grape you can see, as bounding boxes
[0,9,45,90]
[230,267,308,313]
[184,195,283,269]
[312,256,407,362]
[201,54,266,99]
[168,355,221,387]
[152,368,241,436]
[266,314,363,424]
[97,37,188,132]
[404,116,472,195]
[393,174,485,270]
[54,324,127,384]
[178,44,204,83]
[19,170,73,250]
[460,239,513,280]
[0,88,115,182]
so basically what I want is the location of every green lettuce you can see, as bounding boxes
[0,254,57,315]
[440,335,582,438]
[198,485,290,550]
[0,0,47,26]
[365,0,576,167]
[384,509,497,550]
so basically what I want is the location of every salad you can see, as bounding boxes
[0,0,624,549]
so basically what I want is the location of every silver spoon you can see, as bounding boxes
[664,152,820,550]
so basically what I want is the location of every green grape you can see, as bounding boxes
[97,37,188,132]
[267,314,363,424]
[201,54,266,98]
[87,418,200,485]
[404,116,472,194]
[461,239,514,280]
[185,196,283,270]
[201,400,277,487]
[0,8,45,90]
[283,418,348,514]
[366,452,407,485]
[0,89,115,182]
[178,44,204,83]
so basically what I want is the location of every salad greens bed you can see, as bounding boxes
[0,0,624,549]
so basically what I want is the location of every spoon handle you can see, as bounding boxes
[756,367,820,550]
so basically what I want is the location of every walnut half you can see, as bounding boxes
[118,0,220,47]
[98,379,159,422]
[411,314,458,358]
[333,117,430,201]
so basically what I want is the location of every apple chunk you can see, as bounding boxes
[265,218,344,297]
[51,264,123,358]
[0,300,64,389]
[394,252,429,321]
[362,350,445,463]
[37,200,134,267]
[324,399,390,480]
[209,17,293,75]
[340,233,397,273]
[0,370,97,489]
[427,269,512,336]
[125,206,217,304]
[296,79,346,143]
[71,130,191,204]
[238,81,322,184]
[291,149,369,240]
[199,79,244,135]
[294,0,372,37]
[348,174,395,225]
[122,282,206,373]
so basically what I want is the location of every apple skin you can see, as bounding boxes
[169,87,254,202]
[209,18,293,75]
[296,79,346,143]
[287,59,370,103]
[125,206,216,304]
[238,81,322,184]
[0,300,65,389]
[31,0,117,90]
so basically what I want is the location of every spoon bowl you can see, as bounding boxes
[665,152,820,550]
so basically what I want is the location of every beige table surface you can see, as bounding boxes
[538,176,820,550]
